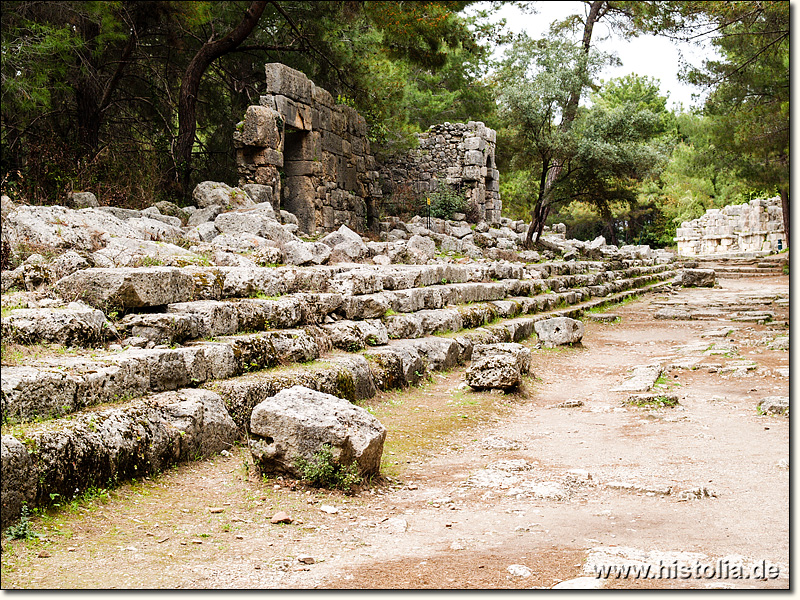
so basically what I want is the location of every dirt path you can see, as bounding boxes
[1,276,789,589]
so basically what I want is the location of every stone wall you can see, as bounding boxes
[234,63,382,235]
[380,122,501,224]
[675,197,786,257]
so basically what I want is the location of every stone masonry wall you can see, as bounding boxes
[675,197,786,257]
[380,122,502,224]
[234,63,382,235]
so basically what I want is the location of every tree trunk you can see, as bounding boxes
[524,1,607,246]
[780,187,789,248]
[174,1,268,197]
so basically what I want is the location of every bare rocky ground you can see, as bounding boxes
[0,274,789,589]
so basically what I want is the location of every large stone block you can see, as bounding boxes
[466,342,532,390]
[56,267,195,309]
[534,317,584,348]
[249,385,386,476]
[264,63,313,104]
[240,105,283,148]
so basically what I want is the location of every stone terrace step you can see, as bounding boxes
[1,278,674,526]
[1,268,676,424]
[52,259,665,310]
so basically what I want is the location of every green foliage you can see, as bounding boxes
[425,182,467,220]
[295,444,362,492]
[4,504,39,540]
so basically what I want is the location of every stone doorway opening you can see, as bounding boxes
[281,126,315,234]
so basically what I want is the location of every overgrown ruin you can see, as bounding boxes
[234,64,500,235]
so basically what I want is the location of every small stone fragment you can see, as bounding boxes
[507,564,532,577]
[271,511,293,524]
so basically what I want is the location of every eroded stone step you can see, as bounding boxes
[1,272,675,425]
[50,259,664,310]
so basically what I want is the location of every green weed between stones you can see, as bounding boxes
[294,444,361,492]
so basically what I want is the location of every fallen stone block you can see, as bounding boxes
[676,268,715,288]
[465,343,532,391]
[249,385,386,477]
[758,396,789,417]
[534,316,584,348]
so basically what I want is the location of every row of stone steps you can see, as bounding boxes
[0,277,674,526]
[112,263,670,347]
[687,256,787,278]
[2,266,675,424]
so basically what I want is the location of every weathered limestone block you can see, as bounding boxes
[220,329,320,373]
[282,239,331,266]
[465,342,532,390]
[2,303,114,346]
[417,308,463,336]
[264,63,313,104]
[320,319,388,351]
[363,345,426,389]
[193,181,255,210]
[93,237,198,268]
[339,293,390,320]
[405,337,461,371]
[234,296,308,330]
[187,205,225,227]
[55,267,195,309]
[1,435,37,529]
[47,251,90,282]
[321,225,367,261]
[534,317,584,348]
[0,389,237,525]
[118,312,206,345]
[4,205,145,251]
[249,385,386,476]
[384,313,425,340]
[240,105,283,148]
[676,268,716,288]
[66,191,99,209]
[405,234,437,264]
[167,300,239,337]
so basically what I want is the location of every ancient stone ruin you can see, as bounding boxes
[234,64,501,235]
[235,63,383,235]
[675,196,786,257]
[380,121,501,224]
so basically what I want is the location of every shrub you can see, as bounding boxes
[295,444,362,491]
[427,182,467,220]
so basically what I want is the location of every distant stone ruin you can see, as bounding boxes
[235,63,501,235]
[675,197,786,257]
[380,121,501,224]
